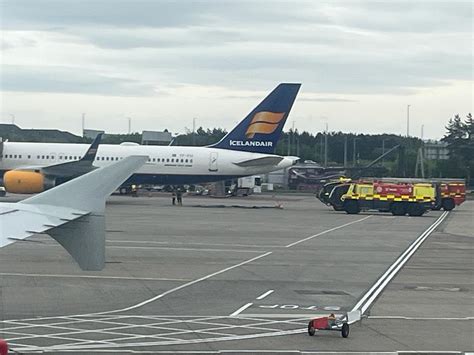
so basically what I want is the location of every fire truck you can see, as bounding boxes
[318,178,466,213]
[340,181,436,216]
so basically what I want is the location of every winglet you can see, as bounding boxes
[21,156,148,270]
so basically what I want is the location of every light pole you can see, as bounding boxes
[353,137,359,167]
[192,117,197,145]
[127,117,131,134]
[406,104,411,137]
[382,139,386,167]
[324,123,328,167]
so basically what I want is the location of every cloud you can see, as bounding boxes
[298,97,357,103]
[1,65,155,96]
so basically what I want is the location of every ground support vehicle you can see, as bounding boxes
[341,182,435,216]
[307,311,360,338]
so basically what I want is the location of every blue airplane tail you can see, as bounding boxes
[210,83,301,154]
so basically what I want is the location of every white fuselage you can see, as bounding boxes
[0,142,294,185]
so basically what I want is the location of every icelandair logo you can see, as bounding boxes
[230,140,273,147]
[245,111,285,138]
[228,111,285,148]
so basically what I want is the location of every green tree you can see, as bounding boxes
[442,113,473,185]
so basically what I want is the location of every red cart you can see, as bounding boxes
[307,311,360,338]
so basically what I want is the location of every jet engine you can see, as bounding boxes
[3,170,55,194]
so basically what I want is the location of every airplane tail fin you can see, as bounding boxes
[81,133,102,162]
[210,83,301,154]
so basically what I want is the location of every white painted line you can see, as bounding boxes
[95,251,273,315]
[3,217,373,325]
[107,240,284,248]
[369,315,474,321]
[285,215,371,248]
[229,303,254,317]
[0,272,189,282]
[256,289,274,300]
[15,328,306,352]
[109,246,263,253]
[351,211,449,315]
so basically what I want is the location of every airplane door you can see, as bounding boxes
[209,152,218,172]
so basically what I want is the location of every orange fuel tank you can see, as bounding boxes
[3,170,45,194]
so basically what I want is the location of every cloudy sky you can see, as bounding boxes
[1,0,472,139]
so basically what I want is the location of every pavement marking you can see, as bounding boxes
[369,315,474,321]
[5,314,308,352]
[256,289,274,300]
[284,215,371,248]
[107,240,285,248]
[0,272,190,282]
[229,303,254,317]
[92,251,274,315]
[14,328,307,352]
[109,246,263,253]
[351,211,449,315]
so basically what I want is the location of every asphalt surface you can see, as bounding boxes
[0,193,472,354]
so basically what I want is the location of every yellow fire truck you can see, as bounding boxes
[341,181,436,216]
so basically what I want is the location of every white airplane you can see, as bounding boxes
[0,156,148,270]
[0,83,301,194]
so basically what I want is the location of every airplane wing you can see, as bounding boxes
[233,156,284,167]
[0,155,148,271]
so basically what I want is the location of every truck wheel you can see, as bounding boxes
[442,198,455,211]
[344,200,360,214]
[341,323,349,338]
[308,321,316,336]
[391,202,406,216]
[407,204,425,216]
[333,205,344,211]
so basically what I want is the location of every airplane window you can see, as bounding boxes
[181,159,184,163]
[42,155,45,159]
[106,157,109,161]
[28,155,31,159]
[14,155,17,158]
[166,158,169,162]
[46,155,49,159]
[152,158,156,162]
[37,155,40,159]
[19,155,22,159]
[190,159,193,163]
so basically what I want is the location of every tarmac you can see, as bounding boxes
[0,192,472,354]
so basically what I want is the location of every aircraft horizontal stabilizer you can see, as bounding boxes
[0,156,148,270]
[234,156,284,167]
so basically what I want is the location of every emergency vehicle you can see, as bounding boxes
[318,178,466,212]
[341,181,436,216]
